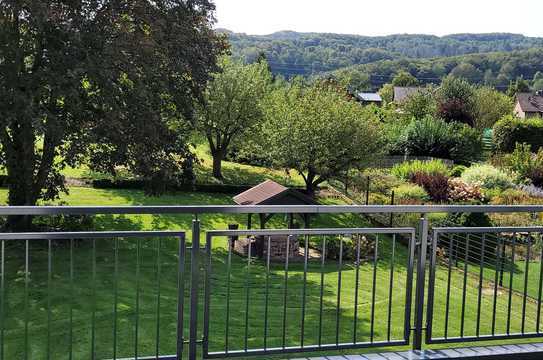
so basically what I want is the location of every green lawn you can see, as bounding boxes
[58,140,306,188]
[2,187,543,359]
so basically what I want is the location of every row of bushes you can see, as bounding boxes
[92,179,255,194]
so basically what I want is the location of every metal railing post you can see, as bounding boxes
[189,219,201,360]
[413,216,428,351]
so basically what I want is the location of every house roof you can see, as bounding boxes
[233,180,317,206]
[356,92,382,102]
[393,86,423,103]
[516,93,543,113]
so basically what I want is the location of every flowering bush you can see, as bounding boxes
[461,164,513,190]
[447,178,484,202]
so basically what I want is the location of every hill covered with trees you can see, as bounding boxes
[223,30,543,79]
[331,48,543,90]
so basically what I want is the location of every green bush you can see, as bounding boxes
[391,159,449,180]
[393,183,429,203]
[461,164,513,190]
[450,165,468,177]
[360,168,403,195]
[503,143,543,187]
[449,123,483,164]
[392,116,482,164]
[493,115,543,153]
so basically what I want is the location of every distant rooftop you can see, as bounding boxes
[356,92,382,102]
[516,93,543,113]
[393,86,423,103]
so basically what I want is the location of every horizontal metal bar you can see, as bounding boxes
[205,340,408,358]
[1,204,543,216]
[207,227,416,237]
[428,332,543,345]
[0,231,185,241]
[433,227,543,234]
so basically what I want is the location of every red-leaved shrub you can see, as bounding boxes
[410,171,449,202]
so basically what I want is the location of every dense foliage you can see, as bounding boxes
[0,1,226,229]
[391,160,449,180]
[332,49,543,89]
[461,164,513,190]
[504,144,543,187]
[493,116,543,153]
[263,81,384,195]
[390,117,482,164]
[197,57,271,179]
[224,30,543,81]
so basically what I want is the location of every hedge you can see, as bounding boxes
[92,179,258,194]
[493,115,543,153]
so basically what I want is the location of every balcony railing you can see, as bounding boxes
[1,205,543,360]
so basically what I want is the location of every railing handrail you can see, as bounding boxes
[206,227,415,237]
[1,204,543,216]
[0,230,186,240]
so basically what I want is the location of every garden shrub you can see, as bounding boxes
[397,116,452,158]
[491,188,533,205]
[461,164,513,190]
[391,159,449,180]
[393,183,429,203]
[410,172,449,202]
[450,165,468,177]
[449,123,483,164]
[358,168,403,195]
[392,116,482,164]
[493,115,543,153]
[503,143,543,187]
[447,178,484,203]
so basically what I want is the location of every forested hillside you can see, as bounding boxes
[223,30,543,78]
[332,48,543,89]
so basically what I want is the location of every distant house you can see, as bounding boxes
[393,86,423,103]
[515,93,543,119]
[355,92,382,106]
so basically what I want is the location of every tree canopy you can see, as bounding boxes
[264,82,383,195]
[0,0,226,229]
[197,57,271,179]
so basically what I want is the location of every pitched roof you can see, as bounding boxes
[356,92,382,102]
[233,180,288,205]
[516,93,543,113]
[233,180,317,206]
[393,86,423,103]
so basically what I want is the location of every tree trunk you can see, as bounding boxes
[3,120,39,231]
[212,150,224,180]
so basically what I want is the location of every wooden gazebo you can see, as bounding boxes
[233,180,317,229]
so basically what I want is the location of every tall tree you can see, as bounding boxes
[473,86,514,129]
[392,71,419,87]
[436,77,476,126]
[198,57,271,179]
[264,82,383,195]
[0,0,226,229]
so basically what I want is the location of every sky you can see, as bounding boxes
[214,0,543,37]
